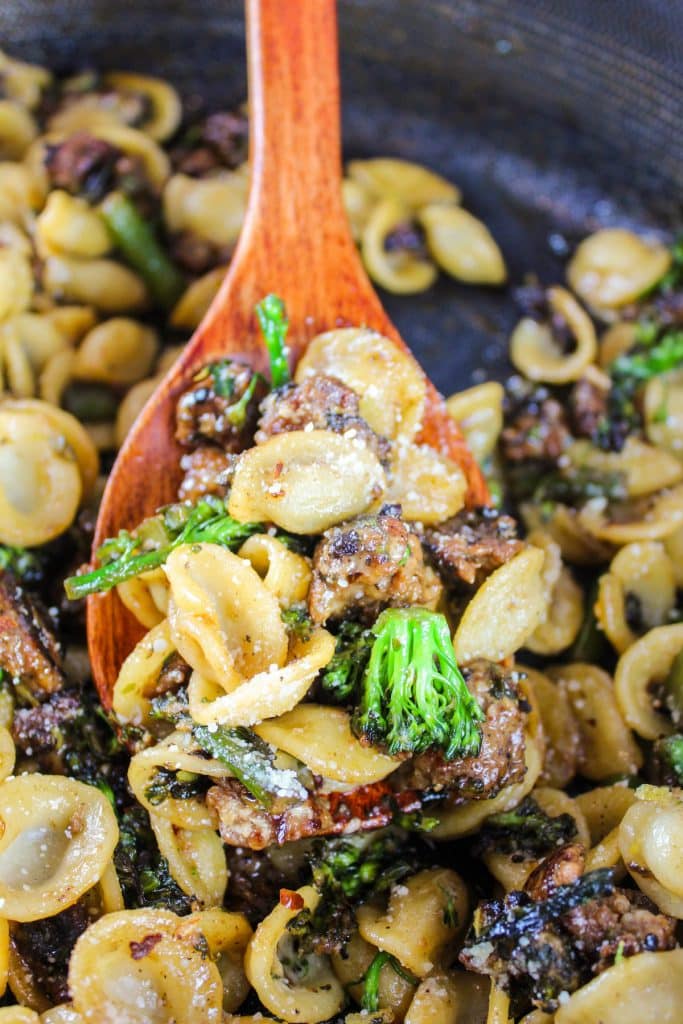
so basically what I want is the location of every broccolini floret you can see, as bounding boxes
[64,494,261,600]
[287,831,420,956]
[318,620,374,703]
[474,796,578,857]
[352,607,484,758]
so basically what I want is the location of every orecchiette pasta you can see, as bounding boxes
[361,198,438,294]
[0,775,118,922]
[453,546,546,663]
[644,368,683,459]
[619,787,683,917]
[170,265,228,330]
[128,730,225,829]
[546,663,643,779]
[176,909,252,1013]
[228,430,386,534]
[446,381,504,463]
[254,705,401,785]
[149,814,228,908]
[112,618,175,725]
[0,404,83,546]
[347,157,461,207]
[614,623,683,739]
[244,886,344,1023]
[68,909,224,1023]
[510,286,597,383]
[385,440,467,524]
[103,72,182,141]
[42,253,149,313]
[331,930,416,1017]
[237,534,312,606]
[519,664,580,788]
[35,190,111,258]
[404,970,489,1024]
[295,327,426,441]
[567,228,672,312]
[73,318,158,385]
[555,948,683,1023]
[419,204,507,284]
[596,541,676,654]
[163,171,248,247]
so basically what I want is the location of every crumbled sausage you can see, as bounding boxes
[168,231,234,274]
[44,131,121,200]
[308,506,441,625]
[524,843,586,901]
[0,572,64,696]
[178,446,237,502]
[423,507,523,590]
[569,376,609,440]
[255,374,390,464]
[501,390,571,465]
[172,110,248,176]
[563,888,676,973]
[12,690,80,759]
[207,777,422,850]
[175,359,267,451]
[397,659,527,799]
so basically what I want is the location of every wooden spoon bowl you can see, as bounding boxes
[88,0,487,707]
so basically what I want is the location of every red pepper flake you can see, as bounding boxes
[279,888,304,911]
[129,933,163,960]
[273,461,284,478]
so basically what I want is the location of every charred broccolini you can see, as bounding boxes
[64,494,260,599]
[474,796,579,857]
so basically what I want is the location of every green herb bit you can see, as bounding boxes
[352,608,484,759]
[256,294,290,387]
[281,606,313,641]
[362,951,418,1011]
[653,734,683,787]
[100,191,185,309]
[193,724,307,811]
[64,495,260,600]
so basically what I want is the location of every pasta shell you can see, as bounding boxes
[228,429,386,534]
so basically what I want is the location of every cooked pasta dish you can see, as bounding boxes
[0,50,682,1024]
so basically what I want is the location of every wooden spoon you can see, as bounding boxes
[88,0,488,707]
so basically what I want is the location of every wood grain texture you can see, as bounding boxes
[88,0,487,707]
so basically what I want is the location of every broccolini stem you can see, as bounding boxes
[361,951,418,1011]
[256,294,290,387]
[100,191,185,309]
[193,724,307,810]
[64,497,260,600]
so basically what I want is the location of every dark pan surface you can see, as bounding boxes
[2,0,681,395]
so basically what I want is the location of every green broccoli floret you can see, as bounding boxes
[64,494,261,600]
[281,606,313,641]
[318,620,374,703]
[114,805,192,915]
[287,831,420,956]
[352,608,484,758]
[596,327,683,449]
[474,797,578,857]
